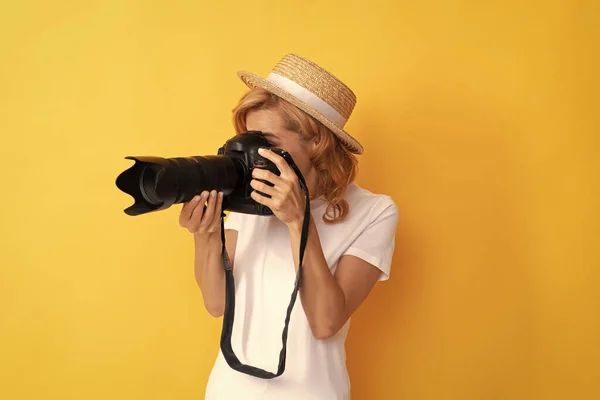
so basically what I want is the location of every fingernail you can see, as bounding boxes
[258,148,265,154]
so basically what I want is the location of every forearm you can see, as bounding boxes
[288,215,346,339]
[194,232,226,317]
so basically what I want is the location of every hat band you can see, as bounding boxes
[266,72,347,127]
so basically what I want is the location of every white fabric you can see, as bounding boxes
[205,183,398,399]
[266,72,348,127]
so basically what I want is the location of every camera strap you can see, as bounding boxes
[218,164,310,379]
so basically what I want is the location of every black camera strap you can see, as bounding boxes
[218,164,310,379]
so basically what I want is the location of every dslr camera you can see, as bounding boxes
[115,131,297,216]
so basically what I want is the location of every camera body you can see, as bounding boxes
[115,131,297,217]
[216,131,294,215]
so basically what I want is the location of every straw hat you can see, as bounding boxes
[237,53,363,155]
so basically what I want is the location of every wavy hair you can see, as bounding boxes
[232,88,358,224]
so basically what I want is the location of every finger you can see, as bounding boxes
[208,192,224,232]
[253,166,299,196]
[179,193,205,227]
[187,194,209,232]
[197,190,218,231]
[258,148,294,178]
[252,168,285,186]
[250,178,279,198]
[250,189,275,209]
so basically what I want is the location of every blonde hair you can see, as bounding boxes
[232,88,359,224]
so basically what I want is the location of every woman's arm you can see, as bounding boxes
[180,190,238,318]
[287,217,381,339]
[249,148,385,339]
[193,229,238,317]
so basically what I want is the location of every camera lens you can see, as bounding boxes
[139,164,164,205]
[116,154,241,216]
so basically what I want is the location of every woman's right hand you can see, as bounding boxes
[179,190,224,235]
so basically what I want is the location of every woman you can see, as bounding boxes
[179,54,398,399]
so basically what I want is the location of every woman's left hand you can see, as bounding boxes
[250,148,306,228]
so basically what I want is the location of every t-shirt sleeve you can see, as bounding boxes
[342,197,399,281]
[224,211,243,231]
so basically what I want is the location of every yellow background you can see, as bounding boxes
[1,1,598,399]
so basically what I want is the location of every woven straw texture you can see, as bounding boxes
[237,54,363,154]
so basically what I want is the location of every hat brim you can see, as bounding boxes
[237,70,363,155]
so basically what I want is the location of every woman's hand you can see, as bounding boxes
[250,148,306,228]
[179,190,224,235]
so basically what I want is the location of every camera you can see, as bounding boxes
[115,131,297,216]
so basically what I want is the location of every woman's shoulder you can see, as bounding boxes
[344,183,398,217]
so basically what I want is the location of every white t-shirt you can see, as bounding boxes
[204,182,398,400]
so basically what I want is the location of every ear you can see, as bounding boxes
[311,132,321,148]
[309,137,320,155]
